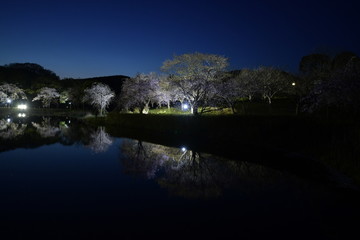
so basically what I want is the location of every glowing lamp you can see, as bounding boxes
[17,104,27,110]
[292,82,296,86]
[182,104,189,110]
[6,99,11,103]
[181,147,187,152]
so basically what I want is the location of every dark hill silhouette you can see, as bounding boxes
[0,63,129,95]
[0,63,60,92]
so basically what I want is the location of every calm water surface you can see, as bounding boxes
[0,116,359,239]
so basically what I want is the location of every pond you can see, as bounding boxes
[0,116,359,239]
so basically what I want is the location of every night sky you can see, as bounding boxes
[1,0,359,78]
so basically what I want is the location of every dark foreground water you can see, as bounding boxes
[0,116,359,239]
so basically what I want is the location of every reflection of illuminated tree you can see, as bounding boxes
[0,119,27,139]
[86,127,113,153]
[161,151,224,198]
[32,117,60,138]
[120,139,283,199]
[120,140,168,178]
[120,140,224,198]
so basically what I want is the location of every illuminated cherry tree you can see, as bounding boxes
[120,73,160,114]
[161,53,228,114]
[32,87,60,108]
[0,83,27,103]
[83,82,115,116]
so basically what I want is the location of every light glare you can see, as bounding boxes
[17,104,27,110]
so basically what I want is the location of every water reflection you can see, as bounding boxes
[86,126,113,153]
[120,139,283,198]
[0,118,27,139]
[0,116,348,199]
[0,116,115,154]
[32,117,60,138]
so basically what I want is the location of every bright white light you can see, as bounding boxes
[18,113,26,117]
[292,82,296,86]
[17,104,27,110]
[7,118,11,123]
[6,99,11,103]
[182,104,189,110]
[181,147,187,152]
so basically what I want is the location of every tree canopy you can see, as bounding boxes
[161,53,228,114]
[83,82,115,116]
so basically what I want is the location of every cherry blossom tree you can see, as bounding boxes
[32,87,60,108]
[120,73,160,114]
[301,55,360,114]
[83,82,115,116]
[161,53,228,114]
[214,69,259,114]
[254,66,292,104]
[0,83,27,104]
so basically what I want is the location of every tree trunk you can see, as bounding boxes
[167,101,170,109]
[231,105,236,114]
[192,104,199,115]
[142,102,149,114]
[241,102,246,115]
[267,96,272,104]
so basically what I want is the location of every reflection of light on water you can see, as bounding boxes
[17,113,26,117]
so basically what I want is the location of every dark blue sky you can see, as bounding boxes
[1,0,359,78]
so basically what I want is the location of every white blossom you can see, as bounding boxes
[83,83,114,116]
[0,83,27,103]
[161,53,228,114]
[120,73,160,114]
[32,87,60,108]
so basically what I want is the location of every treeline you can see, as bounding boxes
[0,63,128,109]
[1,50,359,117]
[118,51,360,116]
